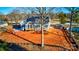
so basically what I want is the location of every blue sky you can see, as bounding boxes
[0,7,15,14]
[0,7,70,15]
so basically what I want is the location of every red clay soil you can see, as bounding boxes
[0,27,75,51]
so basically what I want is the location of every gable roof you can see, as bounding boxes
[26,16,49,24]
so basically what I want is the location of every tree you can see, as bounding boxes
[30,7,54,48]
[0,12,9,25]
[73,11,79,23]
[8,13,22,24]
[20,7,55,48]
[11,7,31,31]
[33,7,55,48]
[0,12,5,21]
[7,8,29,31]
[0,40,11,51]
[65,7,79,36]
[58,12,67,24]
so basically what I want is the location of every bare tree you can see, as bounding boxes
[7,8,29,31]
[0,12,8,25]
[65,7,79,36]
[0,12,5,21]
[31,7,54,48]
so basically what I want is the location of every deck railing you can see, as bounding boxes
[62,27,79,51]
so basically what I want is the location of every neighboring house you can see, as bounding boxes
[50,18,60,24]
[26,16,49,30]
[13,16,50,31]
[13,16,71,31]
[64,22,79,28]
[0,20,8,27]
[13,16,66,31]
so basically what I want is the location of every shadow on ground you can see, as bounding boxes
[0,40,27,51]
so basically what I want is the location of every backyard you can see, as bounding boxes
[0,7,79,51]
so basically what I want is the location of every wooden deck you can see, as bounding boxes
[0,27,78,51]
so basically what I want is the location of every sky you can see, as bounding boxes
[0,7,70,15]
[0,7,15,14]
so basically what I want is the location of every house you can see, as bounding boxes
[13,16,50,31]
[50,18,60,24]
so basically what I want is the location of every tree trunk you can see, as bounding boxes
[41,23,44,48]
[69,11,73,37]
[41,11,44,48]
